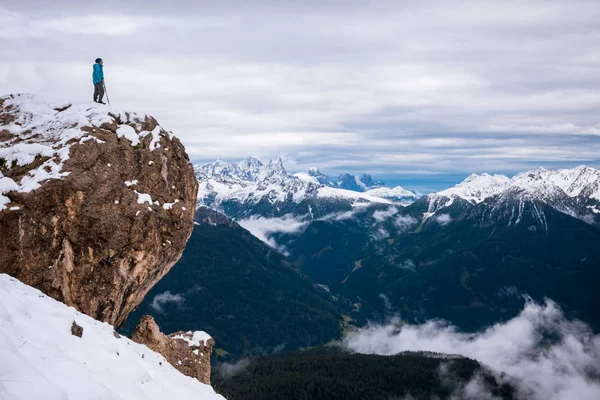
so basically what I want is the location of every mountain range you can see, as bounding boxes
[194,158,417,219]
[191,159,600,333]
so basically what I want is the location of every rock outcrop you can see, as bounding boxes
[131,315,214,385]
[0,94,198,327]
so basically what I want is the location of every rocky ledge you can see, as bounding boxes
[0,94,198,327]
[131,315,214,384]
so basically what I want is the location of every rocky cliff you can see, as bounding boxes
[0,94,198,328]
[131,315,214,385]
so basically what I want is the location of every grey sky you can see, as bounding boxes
[1,0,599,182]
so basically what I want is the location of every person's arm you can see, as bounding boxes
[93,65,100,83]
[100,66,104,82]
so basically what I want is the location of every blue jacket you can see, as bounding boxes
[92,63,104,84]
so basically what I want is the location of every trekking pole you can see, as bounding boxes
[103,82,111,106]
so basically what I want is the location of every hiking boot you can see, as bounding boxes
[97,101,106,105]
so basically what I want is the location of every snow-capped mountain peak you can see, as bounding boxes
[429,173,511,208]
[548,165,600,200]
[307,167,333,185]
[266,157,287,176]
[237,156,264,175]
[506,166,600,201]
[425,166,600,225]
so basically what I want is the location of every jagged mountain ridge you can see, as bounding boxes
[195,157,416,218]
[307,167,385,191]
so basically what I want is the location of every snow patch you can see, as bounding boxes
[116,124,140,146]
[162,199,180,210]
[134,191,153,205]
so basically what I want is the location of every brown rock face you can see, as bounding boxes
[0,94,198,327]
[131,315,214,384]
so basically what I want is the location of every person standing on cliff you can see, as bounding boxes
[92,58,105,104]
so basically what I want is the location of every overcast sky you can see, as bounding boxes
[1,0,599,191]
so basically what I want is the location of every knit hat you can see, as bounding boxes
[95,58,102,63]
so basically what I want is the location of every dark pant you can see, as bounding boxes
[93,82,105,102]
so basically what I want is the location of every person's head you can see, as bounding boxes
[95,58,103,65]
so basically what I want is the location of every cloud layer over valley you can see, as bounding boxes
[344,299,600,400]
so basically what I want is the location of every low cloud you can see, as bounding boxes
[272,342,286,354]
[149,291,185,313]
[238,214,309,252]
[343,299,600,400]
[214,358,252,380]
[378,293,392,310]
[319,204,372,222]
[371,227,390,241]
[435,213,452,225]
[394,214,418,231]
[373,207,398,222]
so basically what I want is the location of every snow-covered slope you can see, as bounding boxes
[0,274,224,400]
[195,158,394,216]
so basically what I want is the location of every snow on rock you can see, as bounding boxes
[135,190,154,205]
[0,274,224,400]
[172,331,213,347]
[0,93,198,328]
[0,94,171,210]
[116,124,140,145]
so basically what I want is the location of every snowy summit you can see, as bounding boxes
[0,94,172,210]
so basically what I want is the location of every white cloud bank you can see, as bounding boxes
[343,299,600,400]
